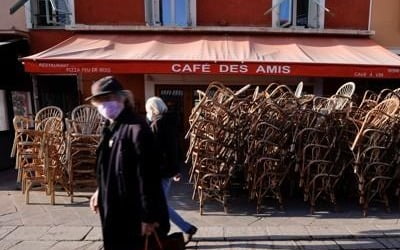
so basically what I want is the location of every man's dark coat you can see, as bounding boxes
[96,108,170,250]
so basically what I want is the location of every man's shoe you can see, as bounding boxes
[184,226,197,245]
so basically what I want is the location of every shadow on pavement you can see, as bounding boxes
[2,167,400,220]
[187,236,389,249]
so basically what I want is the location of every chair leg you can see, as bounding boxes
[25,181,32,204]
[21,172,26,194]
[49,178,55,205]
[50,188,55,205]
[70,190,74,203]
[199,189,204,215]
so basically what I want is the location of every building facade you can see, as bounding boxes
[8,0,400,146]
[370,0,400,55]
[0,0,30,169]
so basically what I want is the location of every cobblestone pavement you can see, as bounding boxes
[1,169,400,249]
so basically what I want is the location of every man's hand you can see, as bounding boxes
[173,173,181,182]
[90,189,99,214]
[141,222,159,236]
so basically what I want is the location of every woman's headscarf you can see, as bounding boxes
[145,96,168,122]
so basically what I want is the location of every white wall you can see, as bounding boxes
[0,90,9,131]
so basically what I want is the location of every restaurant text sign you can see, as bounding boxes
[24,61,400,78]
[171,63,291,74]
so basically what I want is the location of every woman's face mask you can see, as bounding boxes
[97,101,124,120]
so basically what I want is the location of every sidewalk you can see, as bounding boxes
[1,168,400,250]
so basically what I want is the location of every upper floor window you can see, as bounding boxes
[271,0,325,29]
[145,0,196,27]
[30,0,72,27]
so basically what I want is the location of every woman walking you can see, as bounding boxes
[145,96,198,245]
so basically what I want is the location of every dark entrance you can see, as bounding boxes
[35,75,79,115]
[155,85,208,151]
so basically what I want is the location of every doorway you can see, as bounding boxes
[155,85,207,151]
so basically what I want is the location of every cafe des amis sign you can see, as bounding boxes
[23,61,400,79]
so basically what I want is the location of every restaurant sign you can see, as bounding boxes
[23,61,400,79]
[171,63,291,74]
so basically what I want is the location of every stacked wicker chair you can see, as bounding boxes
[350,97,400,216]
[24,116,66,204]
[12,104,104,205]
[244,85,298,212]
[186,81,400,216]
[11,115,34,187]
[186,82,250,214]
[65,104,104,202]
[293,82,355,213]
[13,106,65,204]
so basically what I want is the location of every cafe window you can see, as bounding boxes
[145,0,196,27]
[271,0,325,29]
[29,0,72,28]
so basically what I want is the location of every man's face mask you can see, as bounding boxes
[97,101,124,120]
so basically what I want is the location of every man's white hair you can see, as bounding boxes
[145,96,168,116]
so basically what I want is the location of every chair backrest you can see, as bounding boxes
[369,97,399,127]
[393,88,400,97]
[35,106,63,130]
[351,98,399,150]
[359,90,378,108]
[71,104,101,122]
[70,104,104,134]
[294,81,303,98]
[335,82,355,97]
[13,116,31,131]
[377,88,394,102]
[326,82,356,112]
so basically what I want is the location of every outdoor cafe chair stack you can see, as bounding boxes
[293,82,355,213]
[350,97,400,216]
[34,106,63,130]
[245,102,291,212]
[11,106,65,204]
[24,117,67,205]
[244,84,297,212]
[11,115,33,187]
[186,82,242,214]
[65,104,104,202]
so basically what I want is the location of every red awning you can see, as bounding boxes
[23,34,400,78]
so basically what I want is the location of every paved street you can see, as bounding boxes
[1,168,400,250]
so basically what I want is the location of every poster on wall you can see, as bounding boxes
[0,90,9,131]
[11,91,33,119]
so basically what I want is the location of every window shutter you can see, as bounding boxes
[308,0,324,28]
[144,0,152,25]
[152,0,161,25]
[55,0,71,24]
[187,0,192,26]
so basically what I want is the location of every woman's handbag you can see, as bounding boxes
[144,231,185,250]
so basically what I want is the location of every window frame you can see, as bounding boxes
[145,0,196,27]
[272,0,325,29]
[26,0,75,29]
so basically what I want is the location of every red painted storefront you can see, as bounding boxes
[24,0,398,116]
